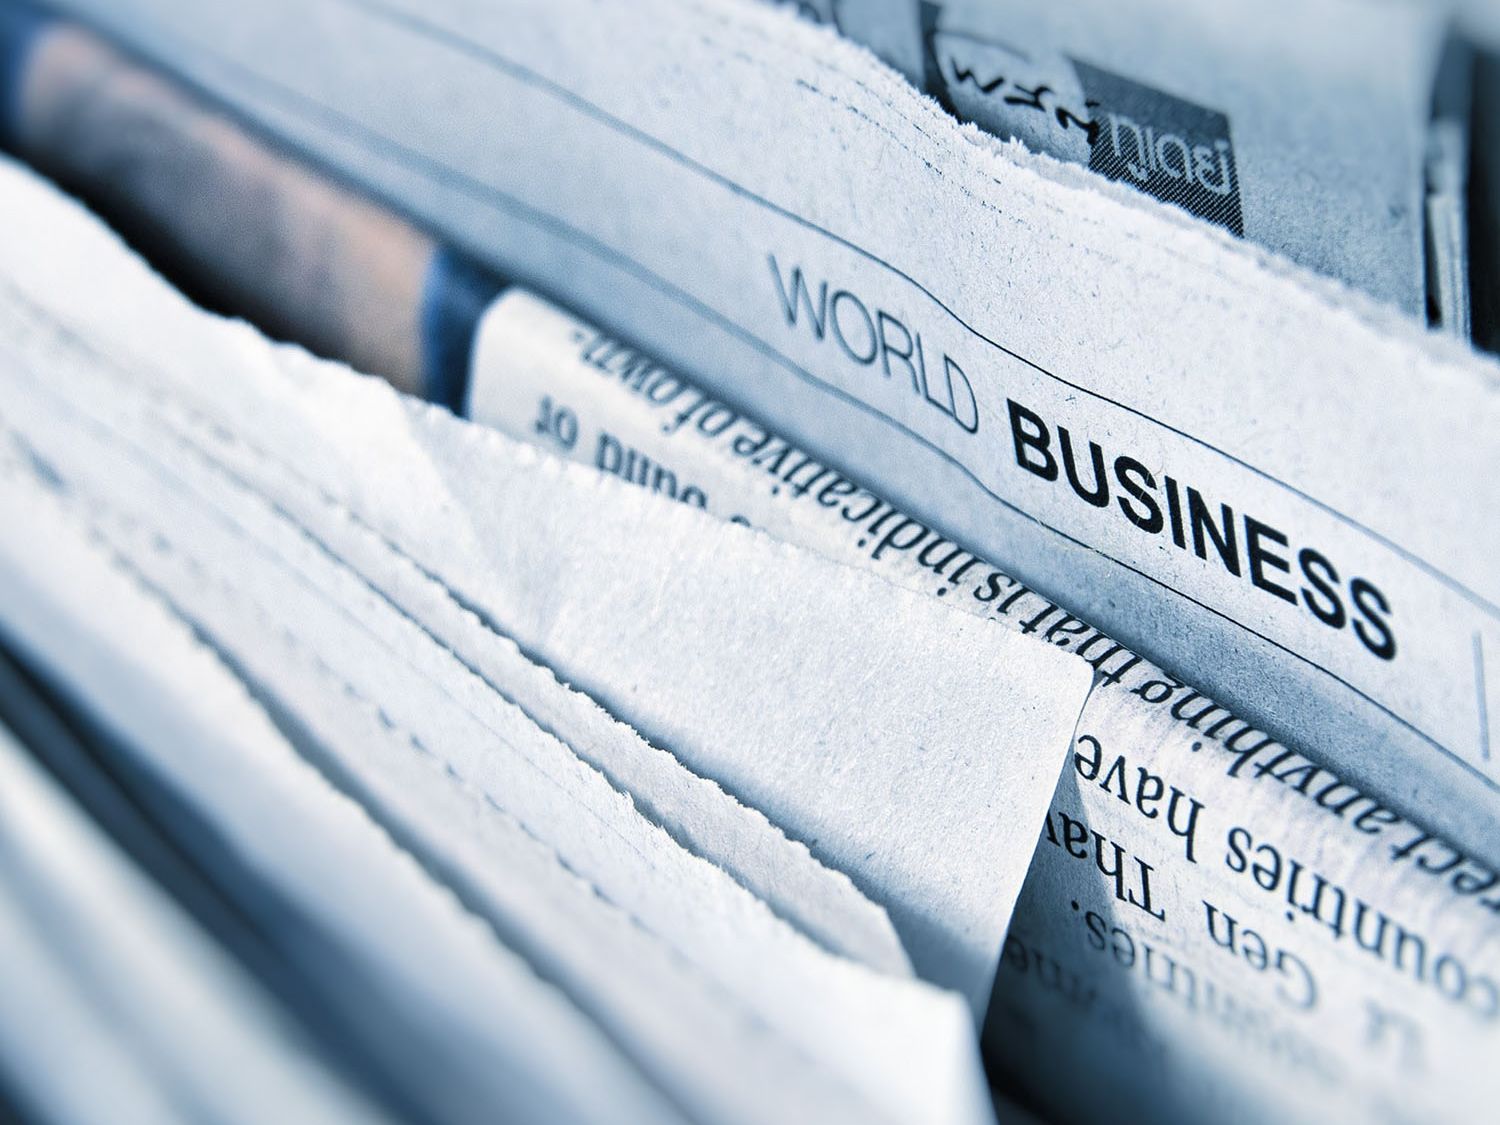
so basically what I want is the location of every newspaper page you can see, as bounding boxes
[0,400,683,1125]
[829,0,1447,316]
[0,152,1094,1023]
[0,152,1109,1123]
[0,724,390,1125]
[464,286,1500,1125]
[49,0,1500,870]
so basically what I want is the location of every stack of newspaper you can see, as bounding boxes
[0,1,1497,1122]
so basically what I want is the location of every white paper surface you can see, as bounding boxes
[0,872,189,1125]
[0,417,680,1125]
[0,153,1110,1122]
[465,286,1500,1125]
[0,149,1091,1014]
[190,418,913,979]
[0,723,388,1125]
[50,0,1500,868]
[0,335,960,1124]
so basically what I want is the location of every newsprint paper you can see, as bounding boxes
[7,1,1499,1122]
[0,153,1102,1124]
[52,0,1500,872]
[463,285,1500,1125]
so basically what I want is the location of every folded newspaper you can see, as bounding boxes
[0,1,1496,1123]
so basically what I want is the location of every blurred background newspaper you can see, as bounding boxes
[0,1,1498,1123]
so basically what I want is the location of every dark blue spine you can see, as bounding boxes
[419,245,507,414]
[0,0,46,153]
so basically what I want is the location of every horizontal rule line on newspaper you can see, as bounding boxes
[135,0,1493,788]
[572,307,1494,790]
[161,0,1496,625]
